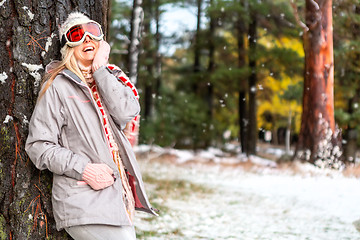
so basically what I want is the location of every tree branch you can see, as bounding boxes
[290,0,309,32]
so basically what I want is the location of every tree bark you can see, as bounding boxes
[296,0,342,165]
[236,0,248,153]
[0,1,109,238]
[154,0,162,107]
[285,110,292,155]
[193,0,203,92]
[207,0,215,120]
[247,11,257,155]
[128,0,143,85]
[141,0,153,119]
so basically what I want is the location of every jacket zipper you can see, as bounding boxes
[62,71,133,224]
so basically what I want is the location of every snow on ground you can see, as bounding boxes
[133,145,360,240]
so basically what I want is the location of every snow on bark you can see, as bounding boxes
[22,6,34,20]
[3,115,13,124]
[21,63,43,88]
[0,72,8,84]
[296,114,343,169]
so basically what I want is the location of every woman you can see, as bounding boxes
[25,12,157,239]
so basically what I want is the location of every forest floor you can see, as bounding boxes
[133,143,360,240]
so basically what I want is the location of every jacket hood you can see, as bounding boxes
[45,60,62,74]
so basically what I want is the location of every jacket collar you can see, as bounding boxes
[45,61,84,85]
[62,69,83,84]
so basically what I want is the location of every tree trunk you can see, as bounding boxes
[236,0,248,153]
[285,110,292,155]
[154,0,162,108]
[201,0,216,148]
[296,0,342,165]
[247,11,257,155]
[141,0,153,119]
[193,0,203,92]
[128,0,143,84]
[207,0,215,120]
[0,1,109,238]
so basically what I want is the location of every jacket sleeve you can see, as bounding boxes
[92,66,140,130]
[25,83,90,180]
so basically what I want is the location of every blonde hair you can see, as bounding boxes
[38,46,87,100]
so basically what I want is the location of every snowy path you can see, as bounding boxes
[134,156,360,240]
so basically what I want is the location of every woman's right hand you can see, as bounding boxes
[92,40,110,73]
[82,163,115,190]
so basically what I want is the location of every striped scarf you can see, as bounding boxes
[79,63,135,223]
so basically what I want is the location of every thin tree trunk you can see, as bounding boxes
[297,0,341,164]
[247,11,257,155]
[154,0,162,105]
[0,1,109,238]
[285,110,292,155]
[142,0,153,119]
[128,0,144,84]
[193,0,203,92]
[207,0,215,118]
[236,0,248,153]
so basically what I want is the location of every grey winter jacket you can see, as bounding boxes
[25,65,157,230]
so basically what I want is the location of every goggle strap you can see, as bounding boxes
[60,35,67,48]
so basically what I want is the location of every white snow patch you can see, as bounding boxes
[265,147,288,157]
[22,6,34,20]
[3,115,13,124]
[0,0,6,7]
[135,153,360,239]
[45,33,56,52]
[22,114,29,125]
[134,144,152,153]
[21,63,43,87]
[41,33,56,57]
[0,72,8,84]
[135,145,247,164]
[198,147,223,160]
[169,148,194,163]
[249,154,277,168]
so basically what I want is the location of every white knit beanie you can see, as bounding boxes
[59,12,91,57]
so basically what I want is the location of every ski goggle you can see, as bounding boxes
[61,21,104,48]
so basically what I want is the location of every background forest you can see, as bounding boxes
[109,0,360,165]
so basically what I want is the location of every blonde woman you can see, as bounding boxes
[25,12,157,240]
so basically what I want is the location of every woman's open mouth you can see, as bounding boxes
[83,46,95,52]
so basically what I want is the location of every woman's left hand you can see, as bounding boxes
[92,40,110,72]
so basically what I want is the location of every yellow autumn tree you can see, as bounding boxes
[257,34,304,153]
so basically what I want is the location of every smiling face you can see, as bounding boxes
[73,35,100,67]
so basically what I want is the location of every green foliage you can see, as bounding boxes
[280,81,303,102]
[333,0,360,149]
[139,89,213,148]
[108,0,133,69]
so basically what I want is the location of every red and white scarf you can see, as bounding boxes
[79,64,136,223]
